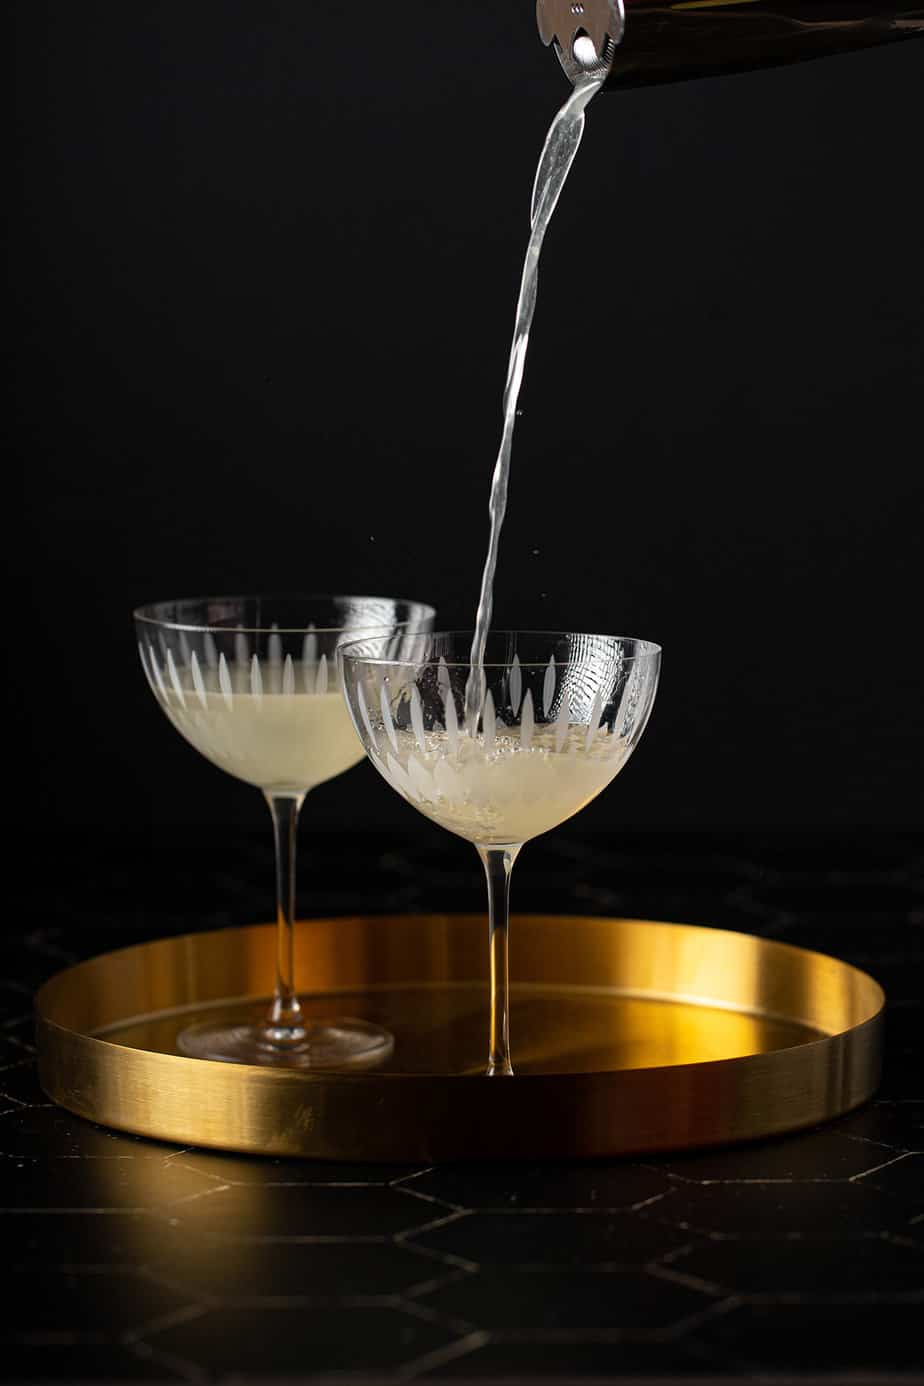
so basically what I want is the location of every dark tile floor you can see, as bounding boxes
[2,830,923,1383]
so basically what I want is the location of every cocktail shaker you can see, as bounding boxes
[537,0,924,86]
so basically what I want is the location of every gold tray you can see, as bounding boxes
[35,914,884,1161]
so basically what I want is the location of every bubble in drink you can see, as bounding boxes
[375,722,630,846]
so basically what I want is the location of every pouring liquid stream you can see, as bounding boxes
[464,69,604,732]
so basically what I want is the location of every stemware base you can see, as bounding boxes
[177,1017,394,1069]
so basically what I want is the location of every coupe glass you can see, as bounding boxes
[339,630,661,1075]
[134,594,435,1067]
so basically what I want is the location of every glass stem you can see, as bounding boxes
[264,791,307,1048]
[477,843,521,1077]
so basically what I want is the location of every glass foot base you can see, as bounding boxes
[177,1017,394,1069]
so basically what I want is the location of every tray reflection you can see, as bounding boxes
[107,985,822,1076]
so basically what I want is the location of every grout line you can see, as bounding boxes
[650,1292,742,1344]
[392,1182,465,1213]
[851,1152,917,1183]
[396,1328,490,1379]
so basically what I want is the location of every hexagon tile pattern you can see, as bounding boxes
[2,829,923,1382]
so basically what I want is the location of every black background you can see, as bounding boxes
[11,2,924,841]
